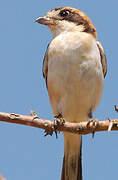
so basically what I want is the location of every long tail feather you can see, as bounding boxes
[61,133,82,180]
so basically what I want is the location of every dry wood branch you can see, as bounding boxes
[0,111,118,135]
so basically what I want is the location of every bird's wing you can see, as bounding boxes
[42,43,50,87]
[96,41,107,78]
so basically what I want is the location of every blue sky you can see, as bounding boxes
[0,0,118,179]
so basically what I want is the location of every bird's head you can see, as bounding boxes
[36,7,97,38]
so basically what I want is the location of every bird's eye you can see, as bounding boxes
[59,10,70,17]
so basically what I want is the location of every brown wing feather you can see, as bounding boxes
[97,41,107,78]
[42,43,50,87]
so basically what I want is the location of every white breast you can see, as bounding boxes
[47,31,104,123]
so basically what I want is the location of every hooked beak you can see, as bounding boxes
[35,16,54,26]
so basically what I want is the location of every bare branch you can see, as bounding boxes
[0,111,118,135]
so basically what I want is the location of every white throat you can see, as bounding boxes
[49,20,85,38]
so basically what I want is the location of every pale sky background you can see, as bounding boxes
[0,0,118,180]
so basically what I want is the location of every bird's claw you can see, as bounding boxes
[44,129,53,137]
[54,114,65,128]
[87,118,99,138]
[53,114,65,138]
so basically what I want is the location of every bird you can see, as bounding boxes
[35,7,107,180]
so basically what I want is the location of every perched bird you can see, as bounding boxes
[36,7,107,180]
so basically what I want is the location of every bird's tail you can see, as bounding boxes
[61,133,82,180]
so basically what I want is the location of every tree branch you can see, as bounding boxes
[0,111,118,135]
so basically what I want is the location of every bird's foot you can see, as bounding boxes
[44,129,53,137]
[53,114,65,138]
[87,118,99,138]
[54,114,65,127]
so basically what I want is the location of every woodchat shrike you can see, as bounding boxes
[36,7,107,180]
